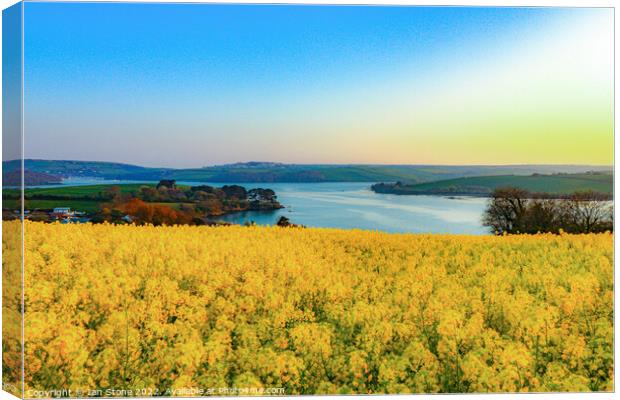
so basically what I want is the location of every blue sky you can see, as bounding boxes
[22,3,613,167]
[2,2,22,162]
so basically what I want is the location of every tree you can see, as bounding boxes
[190,185,216,195]
[483,188,613,235]
[156,180,176,190]
[115,198,193,226]
[198,197,223,215]
[563,191,612,233]
[104,186,123,201]
[221,185,248,200]
[138,186,160,202]
[248,188,276,202]
[523,199,560,234]
[482,187,530,234]
[276,216,292,227]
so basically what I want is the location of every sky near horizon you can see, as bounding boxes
[21,4,613,168]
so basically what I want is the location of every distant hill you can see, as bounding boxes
[371,172,613,197]
[2,159,613,184]
[2,170,62,186]
[2,159,167,180]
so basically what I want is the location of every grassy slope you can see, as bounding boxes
[4,183,192,199]
[4,199,102,212]
[387,173,613,195]
[3,184,213,212]
[3,159,166,177]
[3,184,170,212]
[5,159,613,183]
[2,184,150,211]
[77,164,615,184]
[165,165,430,182]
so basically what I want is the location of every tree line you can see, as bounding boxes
[483,187,613,234]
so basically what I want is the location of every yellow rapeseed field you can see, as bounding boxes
[2,221,614,395]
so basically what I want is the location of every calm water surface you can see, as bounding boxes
[213,182,488,234]
[25,179,489,234]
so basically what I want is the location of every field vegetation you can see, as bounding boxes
[372,172,613,196]
[483,188,613,234]
[4,221,613,395]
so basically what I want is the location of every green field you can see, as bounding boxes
[3,183,193,199]
[373,173,613,196]
[3,184,160,213]
[4,183,150,199]
[3,199,102,212]
[3,184,208,213]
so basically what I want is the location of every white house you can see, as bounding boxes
[52,207,73,216]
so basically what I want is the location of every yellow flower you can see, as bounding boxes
[7,221,612,395]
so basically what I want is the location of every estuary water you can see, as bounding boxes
[23,180,489,234]
[213,182,488,234]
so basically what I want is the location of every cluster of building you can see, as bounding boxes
[6,207,89,223]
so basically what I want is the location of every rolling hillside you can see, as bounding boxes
[3,159,613,184]
[371,172,613,196]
